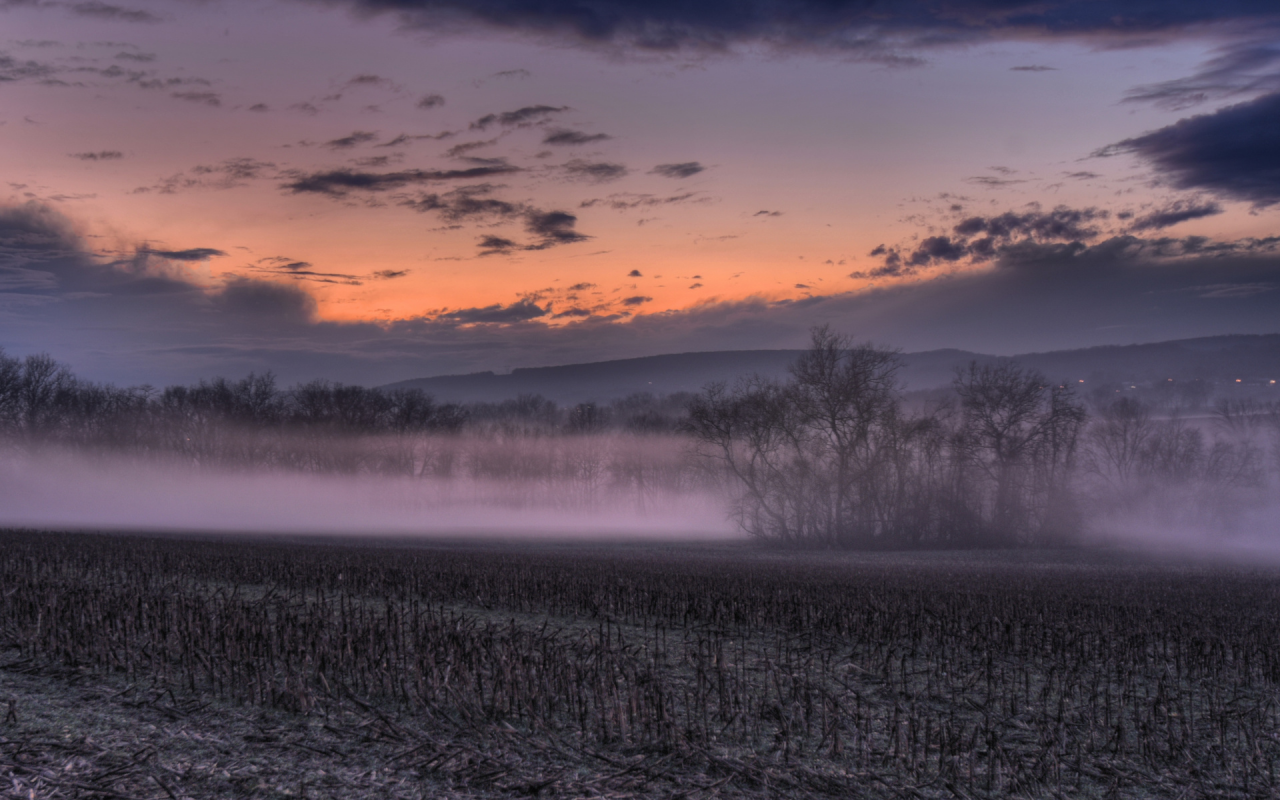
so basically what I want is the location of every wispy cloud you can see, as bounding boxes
[1098,92,1280,207]
[70,151,124,160]
[324,130,379,149]
[543,129,610,146]
[69,2,162,23]
[470,104,567,131]
[563,159,627,182]
[1127,199,1223,232]
[650,162,704,179]
[281,164,520,195]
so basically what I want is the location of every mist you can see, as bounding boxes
[0,447,737,540]
[0,341,1277,555]
[1079,410,1280,562]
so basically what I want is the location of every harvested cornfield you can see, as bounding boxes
[2,530,1279,798]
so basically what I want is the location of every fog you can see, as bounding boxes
[0,343,1277,556]
[0,449,738,540]
[1082,463,1280,564]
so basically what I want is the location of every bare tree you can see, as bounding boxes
[1087,397,1153,484]
[689,327,921,547]
[954,363,1085,545]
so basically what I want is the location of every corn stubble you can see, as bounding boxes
[3,531,1279,798]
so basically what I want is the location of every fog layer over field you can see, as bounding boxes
[0,445,737,538]
[0,342,1277,552]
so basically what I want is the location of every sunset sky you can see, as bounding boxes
[3,0,1280,385]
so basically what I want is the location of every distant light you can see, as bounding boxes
[1167,378,1173,382]
[1236,379,1242,383]
[1272,380,1277,385]
[1078,379,1084,383]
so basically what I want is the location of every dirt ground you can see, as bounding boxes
[1,638,877,800]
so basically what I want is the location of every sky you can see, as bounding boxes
[2,0,1280,386]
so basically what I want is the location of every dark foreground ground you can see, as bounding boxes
[3,531,1280,799]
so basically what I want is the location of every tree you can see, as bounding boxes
[688,326,912,547]
[18,353,73,440]
[953,363,1085,545]
[1086,396,1152,484]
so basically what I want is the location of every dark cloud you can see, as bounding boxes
[303,0,1280,55]
[524,210,589,248]
[371,269,409,279]
[325,130,378,149]
[567,282,596,291]
[402,184,523,221]
[1100,92,1280,207]
[0,53,56,82]
[0,201,346,382]
[579,192,697,210]
[377,130,455,147]
[477,235,520,255]
[953,205,1107,242]
[137,158,276,194]
[417,93,445,109]
[248,103,269,112]
[199,158,274,182]
[250,256,363,285]
[346,73,391,87]
[470,104,567,131]
[438,299,547,324]
[627,270,642,277]
[795,283,810,289]
[444,139,497,158]
[621,295,651,306]
[753,210,781,217]
[1128,199,1223,232]
[553,307,591,318]
[860,204,1111,276]
[401,185,590,252]
[542,129,611,146]
[123,72,212,91]
[563,159,627,182]
[1010,65,1055,71]
[281,164,520,195]
[1125,43,1280,111]
[0,201,82,254]
[214,277,317,324]
[964,175,1027,188]
[140,247,226,261]
[69,2,161,23]
[650,162,704,179]
[114,51,154,62]
[906,235,967,267]
[70,151,123,160]
[171,90,220,107]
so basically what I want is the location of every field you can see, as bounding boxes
[3,531,1280,798]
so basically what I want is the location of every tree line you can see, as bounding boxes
[0,350,694,481]
[688,327,1276,548]
[2,337,1274,547]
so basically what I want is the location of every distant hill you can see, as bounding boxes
[383,335,1280,404]
[1006,335,1280,386]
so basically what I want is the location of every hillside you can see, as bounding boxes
[383,334,1280,404]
